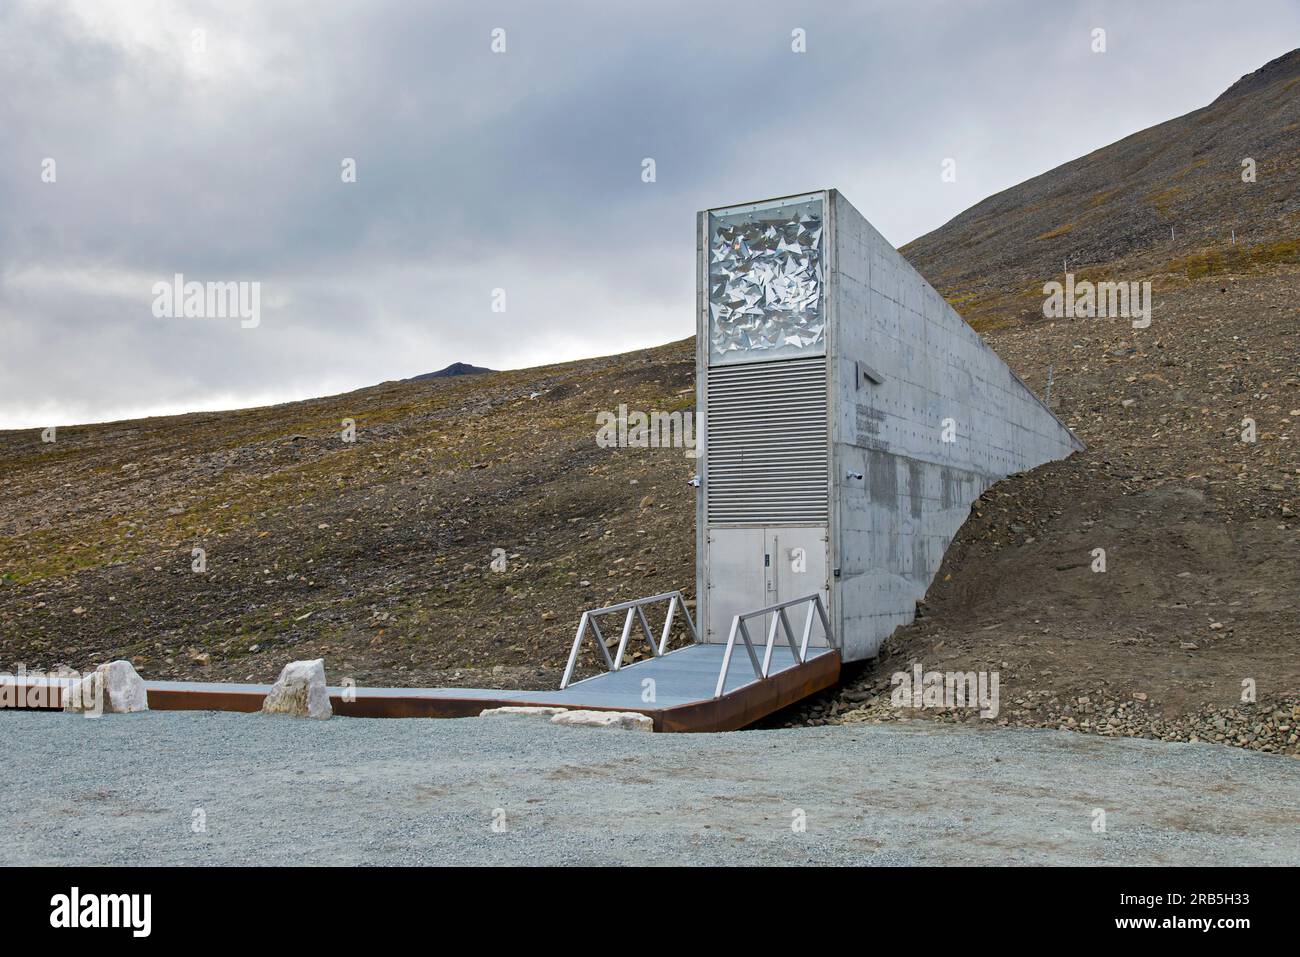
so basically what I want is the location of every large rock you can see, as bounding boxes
[63,660,149,714]
[550,709,653,731]
[261,659,332,720]
[479,706,569,720]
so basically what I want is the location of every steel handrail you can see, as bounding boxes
[559,590,700,689]
[713,593,832,699]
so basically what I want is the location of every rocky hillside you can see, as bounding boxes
[2,51,1297,755]
[777,262,1300,756]
[0,344,698,690]
[786,51,1300,754]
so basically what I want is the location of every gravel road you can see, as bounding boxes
[3,710,1296,866]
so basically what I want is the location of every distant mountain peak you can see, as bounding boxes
[408,362,495,381]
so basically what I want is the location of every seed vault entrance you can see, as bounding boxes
[695,189,1083,663]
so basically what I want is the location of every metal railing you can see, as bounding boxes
[713,594,832,699]
[559,590,700,690]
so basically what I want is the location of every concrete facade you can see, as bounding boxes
[696,189,1082,662]
[824,190,1082,659]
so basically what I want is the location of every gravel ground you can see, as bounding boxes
[2,710,1297,866]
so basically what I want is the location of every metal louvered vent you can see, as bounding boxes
[705,356,828,524]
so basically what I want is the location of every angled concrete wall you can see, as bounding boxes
[826,189,1082,660]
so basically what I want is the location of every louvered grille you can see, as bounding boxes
[705,356,828,524]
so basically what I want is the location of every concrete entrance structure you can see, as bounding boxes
[696,189,1082,662]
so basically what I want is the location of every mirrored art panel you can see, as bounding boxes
[708,194,824,366]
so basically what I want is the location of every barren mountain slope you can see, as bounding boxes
[902,48,1300,331]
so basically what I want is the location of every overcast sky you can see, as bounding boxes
[2,0,1296,428]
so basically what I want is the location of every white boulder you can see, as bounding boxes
[550,709,653,731]
[63,660,149,714]
[261,659,332,720]
[479,706,569,719]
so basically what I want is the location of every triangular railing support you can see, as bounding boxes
[560,590,700,690]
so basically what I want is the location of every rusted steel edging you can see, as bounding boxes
[658,650,840,732]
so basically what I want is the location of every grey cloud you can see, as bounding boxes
[2,0,1297,427]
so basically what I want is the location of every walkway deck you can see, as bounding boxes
[3,645,840,732]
